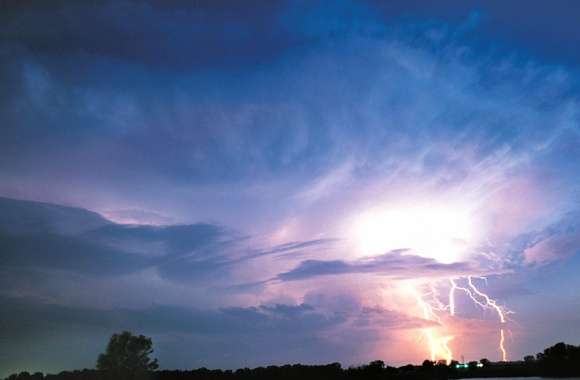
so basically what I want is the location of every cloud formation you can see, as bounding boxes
[277,250,476,282]
[2,0,580,375]
[0,292,436,375]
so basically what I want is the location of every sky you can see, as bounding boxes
[1,0,580,376]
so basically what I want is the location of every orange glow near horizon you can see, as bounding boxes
[351,202,512,364]
[396,276,513,364]
[409,284,454,364]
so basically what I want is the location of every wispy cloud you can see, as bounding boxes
[276,250,478,282]
[2,0,580,372]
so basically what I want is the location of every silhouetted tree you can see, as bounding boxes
[96,331,158,379]
[6,341,580,380]
[479,358,490,366]
[536,342,580,376]
[368,360,385,370]
[421,359,434,369]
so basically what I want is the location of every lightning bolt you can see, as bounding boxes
[407,276,512,363]
[410,284,454,364]
[448,276,512,361]
[448,278,457,316]
[499,328,507,362]
[467,277,508,324]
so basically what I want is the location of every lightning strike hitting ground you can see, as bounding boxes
[354,203,514,363]
[410,284,454,364]
[499,328,507,362]
[411,277,512,363]
[448,277,512,361]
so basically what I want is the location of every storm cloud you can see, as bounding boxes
[2,0,580,376]
[276,251,477,282]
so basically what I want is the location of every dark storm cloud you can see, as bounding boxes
[4,0,580,68]
[0,197,110,236]
[0,232,152,276]
[83,223,230,257]
[0,0,320,191]
[0,197,237,278]
[0,295,434,340]
[0,295,343,338]
[2,0,580,373]
[3,0,579,195]
[277,250,475,281]
[0,198,148,276]
[1,0,579,238]
[0,197,331,283]
[0,294,437,374]
[0,295,345,375]
[0,0,290,70]
[0,198,223,280]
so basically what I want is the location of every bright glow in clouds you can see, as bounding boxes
[350,200,512,363]
[351,202,475,263]
[409,283,454,364]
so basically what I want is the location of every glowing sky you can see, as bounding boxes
[2,0,580,377]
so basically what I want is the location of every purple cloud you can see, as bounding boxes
[276,250,477,281]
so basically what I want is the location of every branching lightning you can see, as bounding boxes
[411,276,513,364]
[410,285,454,364]
[449,276,512,361]
[467,277,509,324]
[353,203,513,363]
[499,328,507,362]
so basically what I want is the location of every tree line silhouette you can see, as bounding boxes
[4,331,580,380]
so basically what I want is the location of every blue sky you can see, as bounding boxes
[1,0,580,376]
